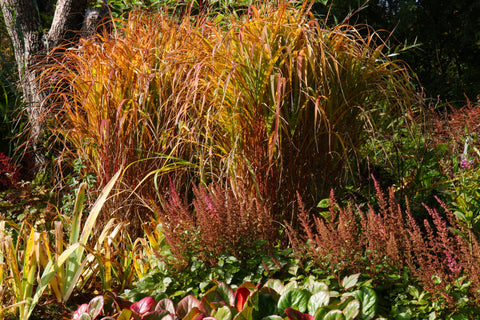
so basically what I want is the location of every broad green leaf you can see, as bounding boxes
[342,299,360,320]
[324,310,346,320]
[233,305,253,320]
[264,279,284,294]
[341,274,360,290]
[284,281,299,292]
[257,293,279,319]
[308,290,330,315]
[217,282,235,306]
[335,297,355,311]
[353,287,377,318]
[278,289,311,314]
[317,198,330,208]
[200,285,221,315]
[314,307,329,320]
[213,305,233,320]
[303,277,328,294]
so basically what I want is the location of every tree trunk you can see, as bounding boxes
[0,0,87,168]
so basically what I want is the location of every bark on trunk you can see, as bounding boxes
[45,0,87,50]
[1,0,45,165]
[0,0,88,168]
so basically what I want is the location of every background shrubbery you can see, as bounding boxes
[1,1,480,319]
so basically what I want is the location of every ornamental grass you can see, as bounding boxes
[42,1,420,236]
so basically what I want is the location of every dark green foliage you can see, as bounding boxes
[311,0,480,105]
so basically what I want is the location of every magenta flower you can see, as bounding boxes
[460,159,474,169]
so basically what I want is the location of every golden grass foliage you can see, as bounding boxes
[43,1,420,229]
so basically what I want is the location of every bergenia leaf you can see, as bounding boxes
[131,296,156,314]
[177,295,201,319]
[88,295,105,319]
[78,314,92,320]
[307,290,330,315]
[353,287,377,318]
[285,308,314,320]
[323,310,346,320]
[234,287,251,311]
[277,289,311,314]
[155,298,175,314]
[142,310,172,320]
[212,305,232,320]
[73,304,89,320]
[341,274,360,290]
[217,282,235,306]
[342,299,360,320]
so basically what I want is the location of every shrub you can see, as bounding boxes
[157,181,279,267]
[0,152,20,190]
[287,180,480,312]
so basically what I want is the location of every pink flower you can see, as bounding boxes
[445,251,461,274]
[460,159,474,169]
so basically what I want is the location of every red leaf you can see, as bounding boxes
[130,296,156,315]
[285,308,314,320]
[234,287,251,311]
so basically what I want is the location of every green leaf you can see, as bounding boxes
[233,305,254,320]
[323,310,346,320]
[278,289,312,314]
[353,287,377,318]
[214,305,233,320]
[264,279,285,294]
[341,274,360,290]
[117,308,133,320]
[342,299,360,320]
[449,314,470,320]
[303,277,329,294]
[78,314,92,320]
[317,198,330,208]
[260,316,283,320]
[308,291,330,315]
[217,282,235,307]
[257,293,279,319]
[314,307,330,320]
